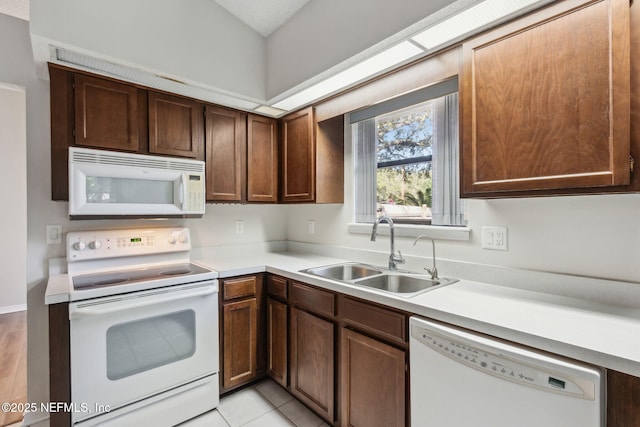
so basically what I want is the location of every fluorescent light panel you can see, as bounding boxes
[411,0,540,49]
[272,41,423,111]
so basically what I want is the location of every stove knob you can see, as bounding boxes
[168,233,178,245]
[88,240,102,250]
[73,240,86,251]
[179,233,189,244]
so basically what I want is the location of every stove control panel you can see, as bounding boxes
[67,227,191,261]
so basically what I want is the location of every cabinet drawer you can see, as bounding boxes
[223,276,257,301]
[341,297,407,345]
[291,282,335,317]
[267,275,288,300]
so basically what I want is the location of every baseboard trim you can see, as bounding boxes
[0,304,27,314]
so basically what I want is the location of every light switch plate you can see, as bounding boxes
[46,224,62,244]
[482,226,508,251]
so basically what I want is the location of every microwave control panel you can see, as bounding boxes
[67,227,191,261]
[184,173,205,213]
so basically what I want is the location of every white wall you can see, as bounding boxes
[30,0,267,100]
[0,83,27,312]
[287,120,640,284]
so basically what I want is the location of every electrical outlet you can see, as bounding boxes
[482,226,508,251]
[46,225,62,244]
[308,220,315,234]
[235,220,244,234]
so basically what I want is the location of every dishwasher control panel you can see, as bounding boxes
[411,321,596,400]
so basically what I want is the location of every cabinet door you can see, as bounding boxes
[267,298,288,387]
[205,106,246,202]
[222,298,257,390]
[148,92,203,159]
[460,0,631,196]
[247,115,278,203]
[74,74,140,151]
[607,370,640,427]
[281,107,315,202]
[290,307,334,422]
[340,328,406,427]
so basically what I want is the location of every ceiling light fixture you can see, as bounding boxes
[271,0,545,114]
[272,41,424,112]
[411,0,541,50]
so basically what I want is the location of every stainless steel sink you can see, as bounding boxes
[300,262,457,298]
[352,273,457,297]
[303,263,382,281]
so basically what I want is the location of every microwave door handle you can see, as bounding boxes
[179,175,186,209]
[69,285,216,320]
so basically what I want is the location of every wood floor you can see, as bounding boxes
[0,311,27,427]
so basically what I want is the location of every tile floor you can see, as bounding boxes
[181,379,329,427]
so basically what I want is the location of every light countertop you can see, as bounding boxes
[46,246,640,378]
[195,249,640,378]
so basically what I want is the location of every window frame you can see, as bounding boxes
[349,78,470,240]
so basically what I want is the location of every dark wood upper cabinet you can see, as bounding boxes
[247,114,278,203]
[281,107,316,202]
[148,91,204,159]
[74,74,141,152]
[460,0,631,197]
[280,108,344,203]
[205,105,247,202]
[50,65,208,200]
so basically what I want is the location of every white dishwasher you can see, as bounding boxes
[410,317,605,427]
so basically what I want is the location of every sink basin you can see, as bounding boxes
[303,263,382,281]
[300,262,458,298]
[353,274,457,297]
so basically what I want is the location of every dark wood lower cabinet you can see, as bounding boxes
[267,297,288,387]
[340,328,406,427]
[279,282,640,427]
[290,307,335,422]
[219,274,266,393]
[222,298,257,389]
[607,370,640,426]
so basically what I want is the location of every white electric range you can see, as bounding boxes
[64,227,219,426]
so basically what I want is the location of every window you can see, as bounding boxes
[375,102,434,222]
[352,79,465,227]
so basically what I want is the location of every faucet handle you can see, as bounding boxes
[425,266,438,280]
[395,250,405,264]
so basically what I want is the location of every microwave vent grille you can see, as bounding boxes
[71,150,204,173]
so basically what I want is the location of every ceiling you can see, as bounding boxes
[213,0,311,37]
[0,0,309,35]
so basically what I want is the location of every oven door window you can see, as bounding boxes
[106,310,196,380]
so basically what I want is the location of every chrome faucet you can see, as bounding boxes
[413,235,438,280]
[371,216,405,270]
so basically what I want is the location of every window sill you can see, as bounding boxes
[347,222,471,241]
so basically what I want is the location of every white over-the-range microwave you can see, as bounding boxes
[69,147,206,219]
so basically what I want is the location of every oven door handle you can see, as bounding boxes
[69,286,217,319]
